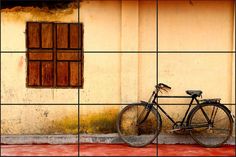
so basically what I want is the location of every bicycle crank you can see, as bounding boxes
[170,121,189,134]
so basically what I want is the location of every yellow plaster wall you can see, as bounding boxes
[1,105,78,135]
[158,0,234,51]
[1,0,235,134]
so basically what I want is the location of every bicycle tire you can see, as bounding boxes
[188,103,233,147]
[116,103,161,147]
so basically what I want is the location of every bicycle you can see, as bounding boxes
[116,83,233,147]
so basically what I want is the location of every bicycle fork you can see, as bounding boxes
[136,104,153,126]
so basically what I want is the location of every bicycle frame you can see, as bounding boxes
[145,92,211,129]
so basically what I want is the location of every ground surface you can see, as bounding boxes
[1,144,78,156]
[80,144,236,156]
[1,144,235,156]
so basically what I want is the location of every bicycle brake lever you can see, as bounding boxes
[162,88,168,92]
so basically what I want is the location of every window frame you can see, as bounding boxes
[26,21,84,88]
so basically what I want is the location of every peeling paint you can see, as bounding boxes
[1,2,78,22]
[1,2,78,12]
[18,56,24,71]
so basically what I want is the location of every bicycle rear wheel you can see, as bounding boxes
[116,104,161,147]
[189,104,233,147]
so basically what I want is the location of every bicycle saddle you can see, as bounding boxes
[186,90,202,97]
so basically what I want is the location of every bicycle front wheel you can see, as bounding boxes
[189,104,233,147]
[116,104,161,147]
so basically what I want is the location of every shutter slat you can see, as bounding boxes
[57,24,68,48]
[27,23,40,48]
[57,53,80,61]
[42,62,53,86]
[28,50,53,60]
[70,24,80,48]
[57,62,69,86]
[70,62,78,86]
[57,50,82,61]
[28,62,40,86]
[41,23,53,48]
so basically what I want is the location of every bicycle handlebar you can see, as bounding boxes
[156,83,171,90]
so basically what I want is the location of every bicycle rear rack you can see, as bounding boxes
[199,98,221,104]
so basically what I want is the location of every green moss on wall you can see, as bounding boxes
[46,114,78,135]
[79,108,119,134]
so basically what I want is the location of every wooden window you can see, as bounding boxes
[26,22,83,88]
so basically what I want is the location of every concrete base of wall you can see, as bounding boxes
[80,133,235,145]
[1,133,235,145]
[1,135,78,144]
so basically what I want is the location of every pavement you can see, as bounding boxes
[1,133,235,145]
[79,133,235,145]
[1,144,235,156]
[1,144,78,156]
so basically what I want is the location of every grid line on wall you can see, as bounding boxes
[77,0,80,156]
[156,0,159,155]
[1,103,235,106]
[1,50,236,54]
[0,0,2,154]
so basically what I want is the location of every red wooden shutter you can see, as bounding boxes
[56,23,83,87]
[27,22,83,88]
[27,22,54,87]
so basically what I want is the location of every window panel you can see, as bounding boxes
[57,24,68,48]
[42,62,53,86]
[41,23,53,48]
[57,53,79,61]
[70,62,79,86]
[28,62,40,86]
[29,52,53,60]
[57,62,69,86]
[70,24,79,48]
[27,23,40,48]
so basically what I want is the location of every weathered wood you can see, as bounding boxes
[41,23,53,48]
[42,62,53,86]
[78,63,82,86]
[27,23,40,48]
[78,24,82,49]
[57,62,68,86]
[28,50,53,60]
[28,62,40,86]
[70,24,79,48]
[27,22,83,87]
[57,53,79,61]
[57,24,68,48]
[57,50,82,61]
[70,62,78,86]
